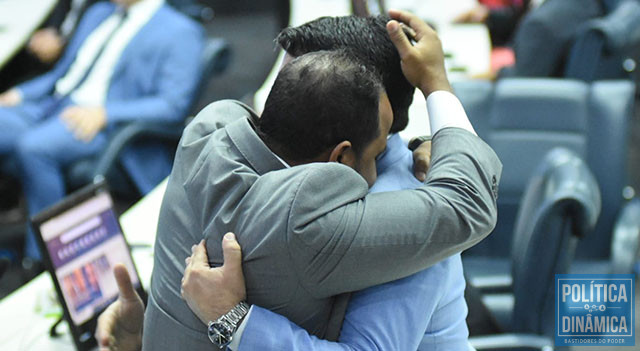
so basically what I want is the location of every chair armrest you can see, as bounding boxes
[470,334,554,351]
[469,274,513,295]
[468,275,513,294]
[610,198,640,273]
[94,121,184,178]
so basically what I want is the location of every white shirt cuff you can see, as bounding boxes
[227,305,253,351]
[426,90,477,136]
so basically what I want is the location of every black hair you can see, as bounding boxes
[276,15,414,133]
[257,50,383,163]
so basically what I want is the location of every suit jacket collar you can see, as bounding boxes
[226,115,286,176]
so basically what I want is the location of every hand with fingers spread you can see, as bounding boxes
[181,233,246,325]
[95,263,144,351]
[386,9,452,96]
[60,105,107,142]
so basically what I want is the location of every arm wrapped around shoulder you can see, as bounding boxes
[287,127,502,297]
[424,127,502,243]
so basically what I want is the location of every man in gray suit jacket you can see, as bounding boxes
[142,11,502,351]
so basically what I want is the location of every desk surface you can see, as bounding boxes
[0,0,57,68]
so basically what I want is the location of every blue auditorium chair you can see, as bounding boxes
[469,148,600,350]
[453,78,638,277]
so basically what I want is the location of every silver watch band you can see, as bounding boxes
[224,301,250,326]
[207,301,250,348]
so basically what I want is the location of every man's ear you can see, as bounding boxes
[329,141,356,167]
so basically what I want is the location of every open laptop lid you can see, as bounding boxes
[31,180,147,351]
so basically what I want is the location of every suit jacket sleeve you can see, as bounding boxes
[287,127,502,298]
[105,22,204,123]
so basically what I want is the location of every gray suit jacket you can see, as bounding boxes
[142,100,502,350]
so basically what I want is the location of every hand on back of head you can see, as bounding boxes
[385,9,451,96]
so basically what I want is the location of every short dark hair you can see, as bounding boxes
[257,50,383,162]
[276,15,414,133]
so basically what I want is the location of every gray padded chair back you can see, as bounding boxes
[565,0,640,82]
[510,148,601,336]
[186,37,231,114]
[453,78,634,259]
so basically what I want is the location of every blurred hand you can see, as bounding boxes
[454,5,490,24]
[95,264,144,351]
[60,105,107,142]
[412,140,432,182]
[0,88,22,107]
[28,28,64,64]
[386,9,452,96]
[181,233,246,325]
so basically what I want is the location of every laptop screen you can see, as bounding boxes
[38,191,140,325]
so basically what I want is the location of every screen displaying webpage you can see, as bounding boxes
[39,192,140,325]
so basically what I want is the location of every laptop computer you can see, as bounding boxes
[31,180,147,351]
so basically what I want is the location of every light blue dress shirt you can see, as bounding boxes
[235,133,470,350]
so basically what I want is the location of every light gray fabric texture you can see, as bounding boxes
[142,100,502,350]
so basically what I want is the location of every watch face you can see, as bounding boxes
[208,321,232,347]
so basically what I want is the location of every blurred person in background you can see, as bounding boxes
[0,0,203,263]
[454,0,531,47]
[0,0,102,92]
[0,0,101,214]
[352,0,538,76]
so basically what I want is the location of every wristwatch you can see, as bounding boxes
[207,301,250,349]
[408,135,432,151]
